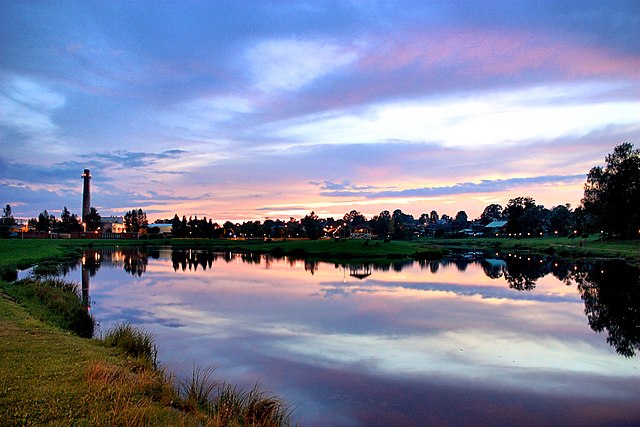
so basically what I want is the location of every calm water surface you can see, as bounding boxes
[61,248,639,426]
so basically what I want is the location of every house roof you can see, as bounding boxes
[351,224,372,230]
[484,220,508,229]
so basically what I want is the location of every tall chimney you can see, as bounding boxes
[82,169,91,220]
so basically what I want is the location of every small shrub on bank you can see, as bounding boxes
[103,323,158,369]
[211,382,293,426]
[180,365,218,412]
[178,366,294,426]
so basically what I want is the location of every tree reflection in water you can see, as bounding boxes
[77,247,640,357]
[503,254,549,291]
[171,249,219,271]
[568,260,640,357]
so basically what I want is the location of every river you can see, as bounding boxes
[51,247,640,426]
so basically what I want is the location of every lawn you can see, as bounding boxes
[0,294,204,426]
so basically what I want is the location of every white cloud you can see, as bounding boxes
[268,81,640,149]
[246,38,357,93]
[158,95,254,142]
[0,76,66,135]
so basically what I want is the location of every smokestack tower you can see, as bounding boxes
[82,169,91,220]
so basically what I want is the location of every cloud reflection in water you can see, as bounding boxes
[67,248,640,426]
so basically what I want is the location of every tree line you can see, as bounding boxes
[2,142,638,239]
[0,205,148,235]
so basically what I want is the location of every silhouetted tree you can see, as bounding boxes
[429,210,439,223]
[504,197,547,236]
[1,204,16,237]
[582,142,640,238]
[454,211,469,231]
[301,211,322,240]
[36,210,53,232]
[391,209,415,239]
[343,210,366,227]
[85,207,101,232]
[223,221,235,237]
[59,206,82,233]
[124,208,148,233]
[371,210,391,238]
[549,204,573,236]
[286,217,303,238]
[171,214,185,237]
[480,204,503,225]
[235,220,259,239]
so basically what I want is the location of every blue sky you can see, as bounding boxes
[1,0,639,222]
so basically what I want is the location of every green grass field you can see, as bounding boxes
[431,234,640,259]
[0,295,204,426]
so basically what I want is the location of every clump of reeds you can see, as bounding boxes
[180,365,218,412]
[98,324,295,426]
[102,323,158,369]
[178,366,294,426]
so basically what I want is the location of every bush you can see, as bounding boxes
[103,323,158,369]
[176,366,293,425]
[179,365,218,412]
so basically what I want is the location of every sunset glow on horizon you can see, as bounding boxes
[1,1,639,223]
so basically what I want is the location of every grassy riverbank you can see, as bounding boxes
[432,235,640,260]
[0,240,294,426]
[0,294,200,425]
[0,283,293,426]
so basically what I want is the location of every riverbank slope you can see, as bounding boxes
[0,293,203,425]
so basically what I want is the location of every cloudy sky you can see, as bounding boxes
[1,1,639,222]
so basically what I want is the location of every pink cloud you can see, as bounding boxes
[359,28,640,81]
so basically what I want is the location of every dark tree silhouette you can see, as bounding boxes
[124,208,148,233]
[548,204,573,236]
[371,210,391,238]
[454,210,469,231]
[85,207,101,232]
[343,209,366,227]
[36,210,57,232]
[582,142,640,238]
[301,211,322,240]
[504,197,548,236]
[480,204,503,225]
[0,204,16,237]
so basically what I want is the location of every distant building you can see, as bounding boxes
[148,223,173,235]
[484,220,508,235]
[101,216,126,233]
[9,219,29,235]
[351,224,373,239]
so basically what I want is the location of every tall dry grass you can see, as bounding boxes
[99,324,295,426]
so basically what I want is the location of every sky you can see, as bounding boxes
[1,0,639,223]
